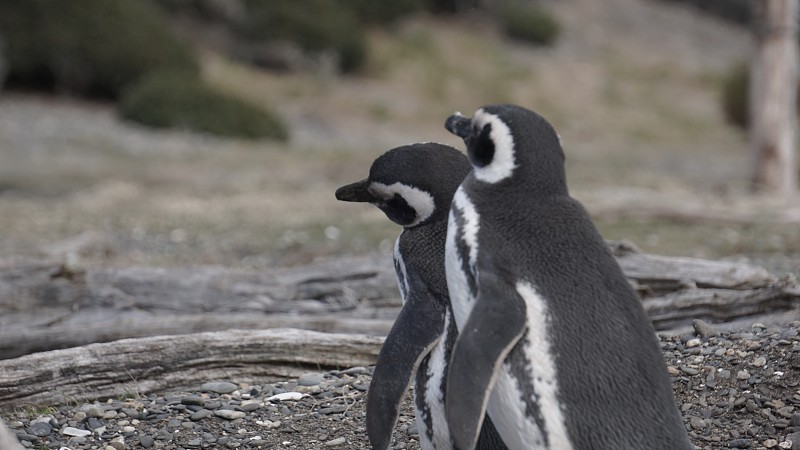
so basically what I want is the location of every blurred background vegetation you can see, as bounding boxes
[0,0,798,273]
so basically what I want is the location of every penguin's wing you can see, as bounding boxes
[445,270,527,450]
[366,271,447,450]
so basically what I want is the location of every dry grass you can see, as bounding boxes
[0,0,798,271]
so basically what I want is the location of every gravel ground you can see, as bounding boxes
[3,321,800,450]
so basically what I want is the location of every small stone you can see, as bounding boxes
[122,426,136,433]
[27,422,52,437]
[685,338,701,348]
[109,438,126,450]
[765,439,778,448]
[181,396,204,406]
[679,366,699,376]
[8,421,23,429]
[139,435,155,448]
[752,356,767,367]
[187,438,202,447]
[167,418,182,428]
[729,438,751,448]
[737,370,751,380]
[692,319,718,338]
[68,436,88,446]
[80,404,105,418]
[214,410,246,420]
[689,416,706,430]
[241,401,262,412]
[62,426,92,437]
[87,417,104,430]
[325,437,347,447]
[267,392,304,402]
[201,381,238,394]
[191,409,213,421]
[298,373,325,386]
[792,413,800,428]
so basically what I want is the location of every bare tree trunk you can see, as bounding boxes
[750,0,799,195]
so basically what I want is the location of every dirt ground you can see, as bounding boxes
[0,0,799,272]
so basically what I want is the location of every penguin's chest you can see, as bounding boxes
[445,190,573,450]
[445,188,480,326]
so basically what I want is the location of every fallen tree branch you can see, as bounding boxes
[0,248,797,360]
[0,328,383,408]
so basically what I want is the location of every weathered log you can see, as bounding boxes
[644,279,800,330]
[0,248,798,360]
[0,328,383,408]
[610,241,776,293]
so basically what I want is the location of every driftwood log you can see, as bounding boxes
[1,243,798,361]
[0,328,383,408]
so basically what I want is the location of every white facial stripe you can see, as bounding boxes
[472,108,517,183]
[370,181,435,227]
[516,281,574,449]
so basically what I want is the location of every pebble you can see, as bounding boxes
[27,421,52,437]
[692,319,718,338]
[325,436,347,446]
[213,410,246,420]
[267,392,304,402]
[298,372,325,386]
[62,426,92,437]
[200,381,238,394]
[2,323,797,450]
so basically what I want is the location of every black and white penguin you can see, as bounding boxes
[442,105,693,450]
[335,143,507,450]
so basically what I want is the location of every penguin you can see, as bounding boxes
[442,104,694,450]
[335,143,508,450]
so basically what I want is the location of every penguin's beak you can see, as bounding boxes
[445,112,472,139]
[335,179,375,202]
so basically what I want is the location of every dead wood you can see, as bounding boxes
[0,247,798,361]
[0,328,383,408]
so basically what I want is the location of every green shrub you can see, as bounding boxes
[721,63,800,129]
[722,63,748,128]
[336,0,424,24]
[119,71,289,140]
[239,0,367,73]
[498,2,561,46]
[0,0,198,98]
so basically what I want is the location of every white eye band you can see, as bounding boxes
[370,181,435,226]
[472,109,517,183]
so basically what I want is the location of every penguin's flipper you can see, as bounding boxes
[366,274,447,450]
[446,271,527,450]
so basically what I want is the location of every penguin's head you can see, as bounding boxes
[335,143,471,228]
[445,104,567,192]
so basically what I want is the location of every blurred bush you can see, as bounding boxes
[337,0,425,24]
[722,63,800,129]
[498,2,561,46]
[119,71,289,140]
[722,63,748,128]
[0,0,198,98]
[238,0,367,73]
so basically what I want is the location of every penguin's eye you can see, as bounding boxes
[469,123,495,168]
[383,194,417,226]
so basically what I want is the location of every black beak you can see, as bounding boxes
[335,179,375,202]
[445,112,472,139]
